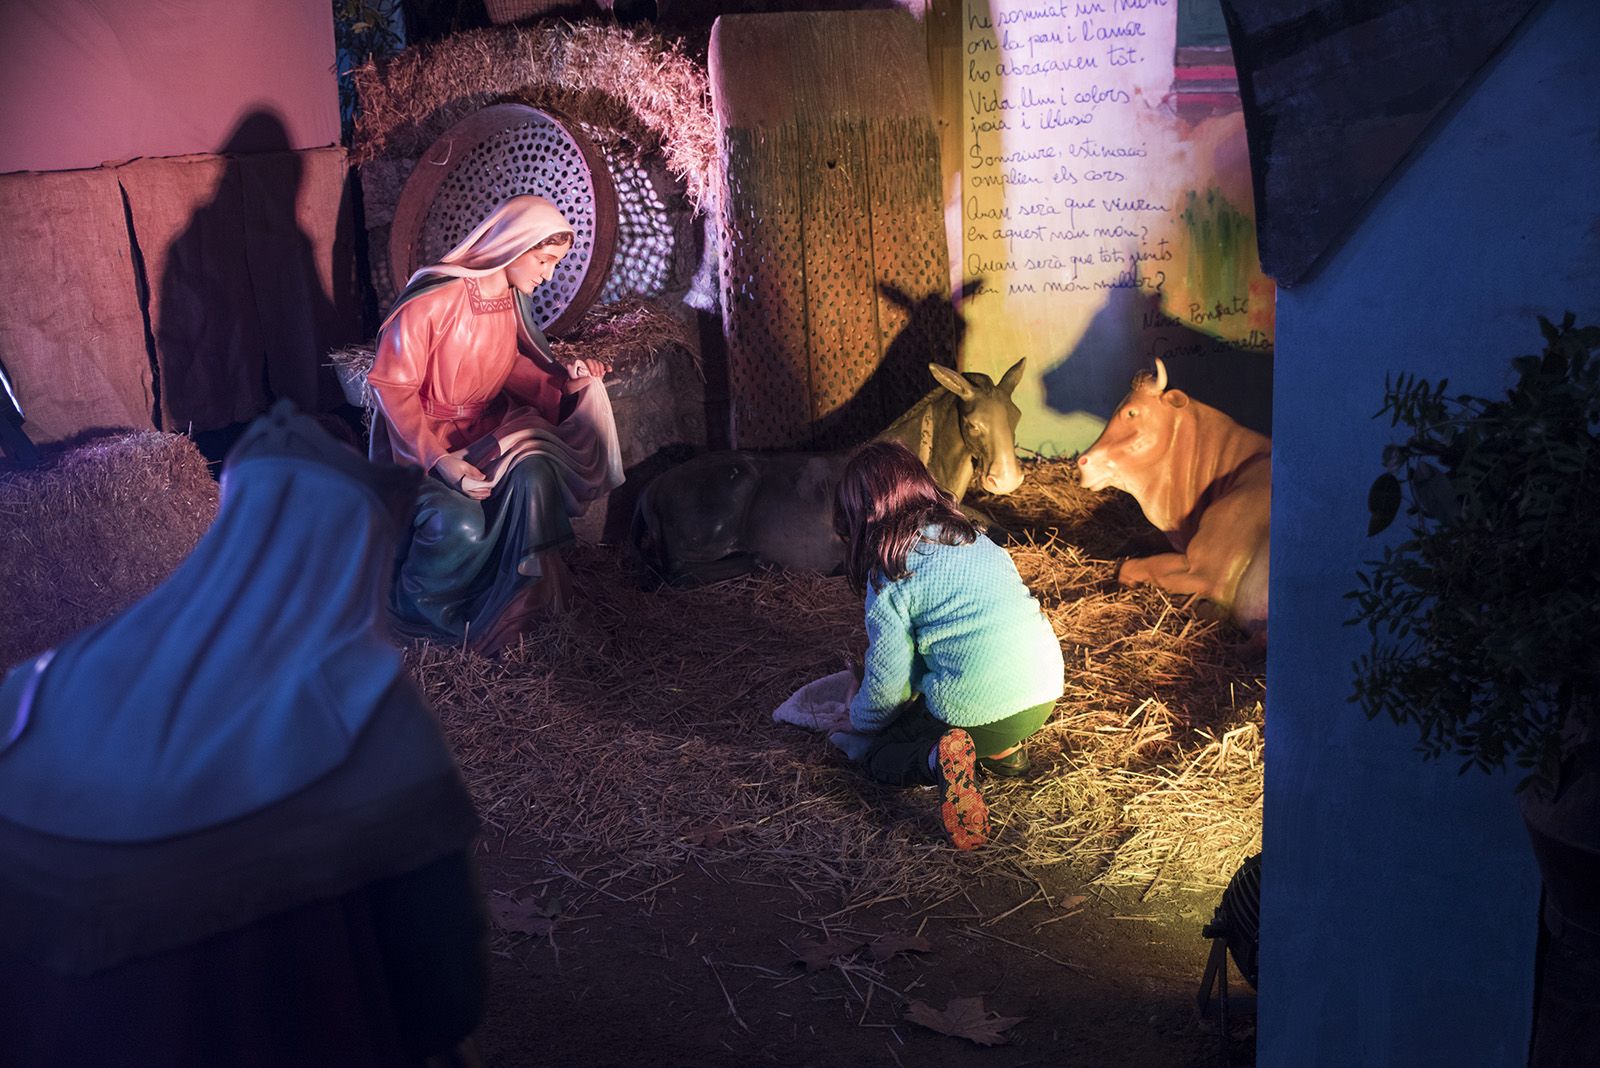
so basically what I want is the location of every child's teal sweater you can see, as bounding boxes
[848,528,1065,733]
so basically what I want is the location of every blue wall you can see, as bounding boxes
[1261,0,1600,1063]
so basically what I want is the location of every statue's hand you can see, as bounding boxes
[434,454,490,499]
[564,358,609,380]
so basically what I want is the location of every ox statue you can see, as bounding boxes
[1076,358,1270,635]
[632,360,1026,584]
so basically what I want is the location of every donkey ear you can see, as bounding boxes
[928,363,977,401]
[998,357,1026,395]
[878,282,914,311]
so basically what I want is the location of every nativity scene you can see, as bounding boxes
[0,1,1595,1065]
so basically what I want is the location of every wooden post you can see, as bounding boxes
[710,11,953,449]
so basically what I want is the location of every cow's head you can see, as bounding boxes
[929,358,1026,495]
[1076,358,1190,492]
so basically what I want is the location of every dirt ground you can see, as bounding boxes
[469,845,1254,1067]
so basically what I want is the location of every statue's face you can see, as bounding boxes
[505,244,570,295]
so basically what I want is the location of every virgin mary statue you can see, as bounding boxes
[368,194,623,653]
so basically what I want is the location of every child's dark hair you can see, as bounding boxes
[833,440,977,595]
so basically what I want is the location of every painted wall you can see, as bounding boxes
[949,0,1274,455]
[1262,0,1599,1062]
[0,0,340,175]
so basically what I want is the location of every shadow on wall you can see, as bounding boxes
[150,108,358,462]
[804,279,978,450]
[1041,285,1273,438]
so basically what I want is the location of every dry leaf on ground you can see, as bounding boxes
[904,996,1025,1046]
[868,933,933,962]
[792,936,866,972]
[490,895,561,937]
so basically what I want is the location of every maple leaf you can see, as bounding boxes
[792,936,866,972]
[867,933,933,962]
[904,997,1024,1046]
[489,895,559,937]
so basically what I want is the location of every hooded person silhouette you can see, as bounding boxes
[0,402,487,1067]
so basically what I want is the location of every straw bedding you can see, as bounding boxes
[0,432,218,671]
[545,296,697,376]
[0,437,1262,910]
[417,456,1265,915]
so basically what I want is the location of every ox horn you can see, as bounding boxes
[1152,358,1169,393]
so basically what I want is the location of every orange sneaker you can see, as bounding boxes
[935,729,990,850]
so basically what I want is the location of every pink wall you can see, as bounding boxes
[0,0,340,175]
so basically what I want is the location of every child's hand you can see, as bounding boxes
[815,707,854,734]
[828,731,875,762]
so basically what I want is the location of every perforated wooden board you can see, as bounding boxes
[718,126,814,449]
[800,118,881,437]
[710,12,952,450]
[864,119,958,419]
[389,104,616,336]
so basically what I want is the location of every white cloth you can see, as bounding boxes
[772,669,876,761]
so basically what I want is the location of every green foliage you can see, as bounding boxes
[1347,314,1600,790]
[333,0,405,144]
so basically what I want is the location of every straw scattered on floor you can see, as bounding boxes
[0,432,218,671]
[2,438,1262,916]
[416,456,1265,917]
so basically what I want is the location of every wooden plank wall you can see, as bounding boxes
[710,11,953,450]
[0,148,360,444]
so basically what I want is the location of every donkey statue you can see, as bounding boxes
[630,359,1026,584]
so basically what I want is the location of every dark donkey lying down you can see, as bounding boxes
[631,360,1026,584]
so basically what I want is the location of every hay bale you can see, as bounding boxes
[350,23,713,311]
[351,21,717,213]
[328,344,380,410]
[548,296,697,377]
[0,433,218,671]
